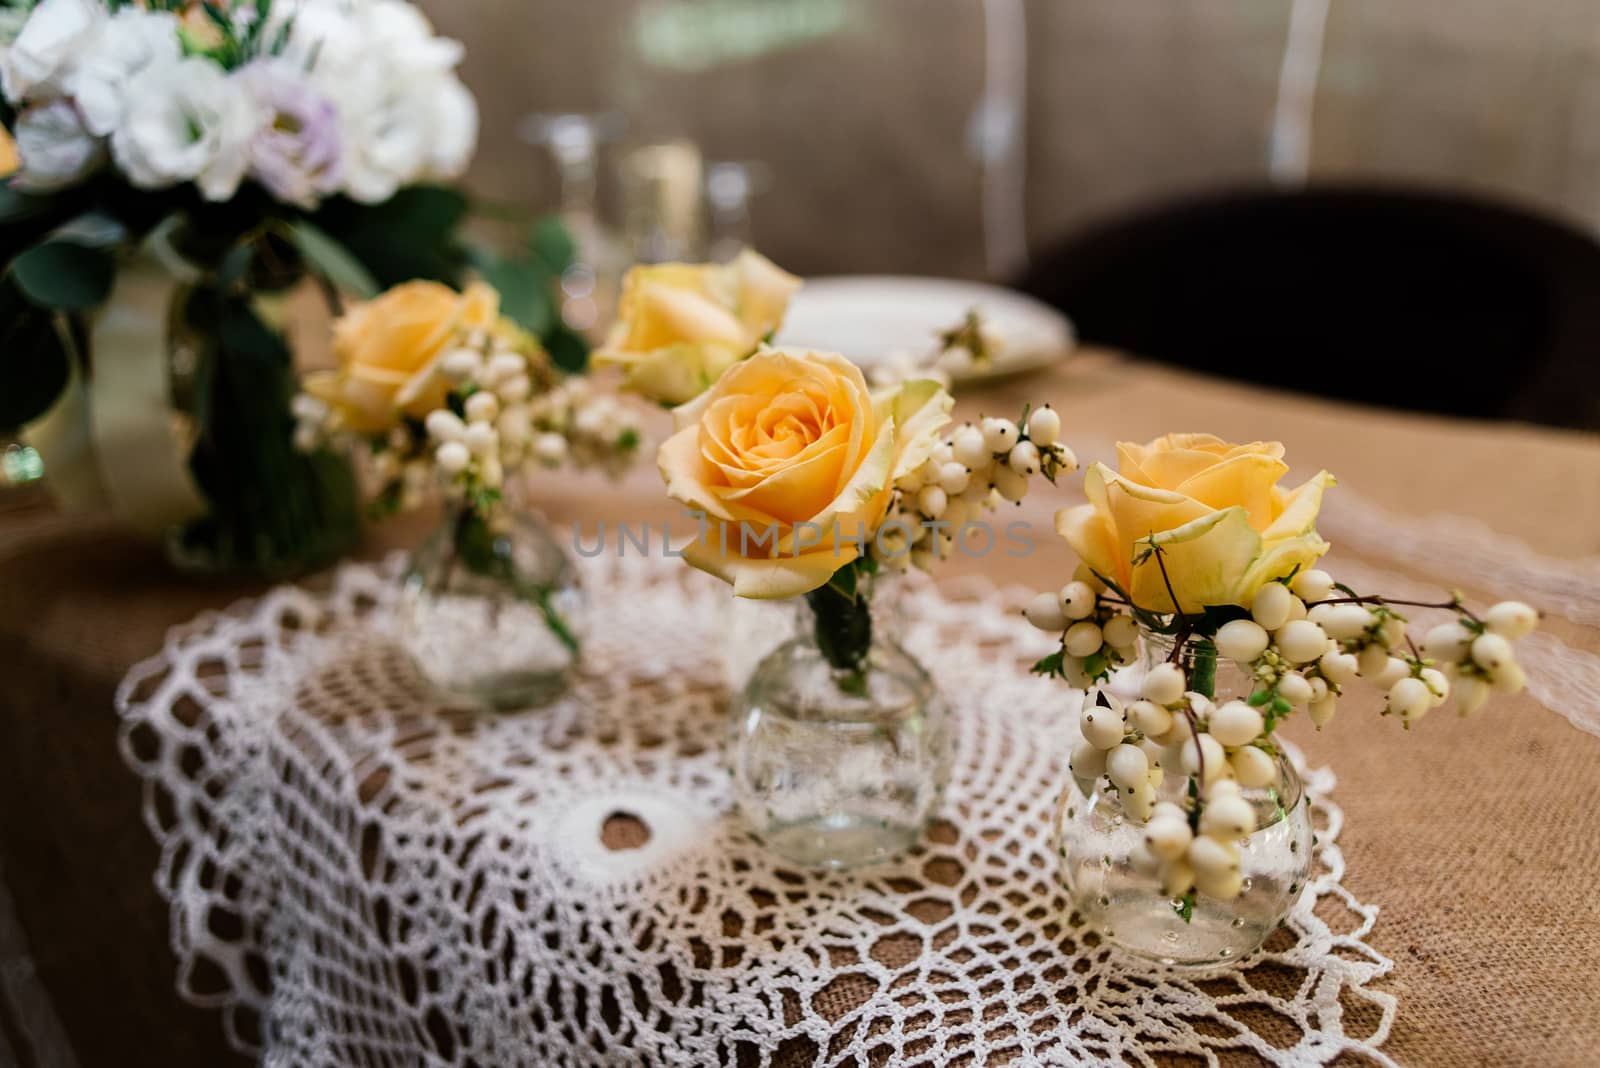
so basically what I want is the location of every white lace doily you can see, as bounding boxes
[116,554,1397,1067]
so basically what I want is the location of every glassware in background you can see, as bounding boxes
[623,141,706,263]
[0,435,45,512]
[518,112,629,343]
[704,161,772,263]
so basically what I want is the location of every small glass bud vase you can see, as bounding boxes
[1053,631,1314,966]
[730,578,951,869]
[397,506,585,711]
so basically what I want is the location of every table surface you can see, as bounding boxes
[3,349,1598,1067]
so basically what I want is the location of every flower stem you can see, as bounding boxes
[805,582,873,694]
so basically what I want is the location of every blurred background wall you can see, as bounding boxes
[417,0,1600,281]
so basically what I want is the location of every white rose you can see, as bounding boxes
[112,58,264,201]
[12,97,103,191]
[332,68,428,203]
[362,0,463,72]
[66,9,180,137]
[1,0,102,102]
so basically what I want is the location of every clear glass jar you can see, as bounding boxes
[1053,631,1314,966]
[730,594,951,869]
[397,509,585,711]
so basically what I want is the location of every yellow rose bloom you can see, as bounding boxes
[1056,433,1335,614]
[0,125,17,179]
[596,249,801,406]
[659,347,952,599]
[304,280,502,434]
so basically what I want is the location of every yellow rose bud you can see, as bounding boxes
[658,347,951,599]
[596,250,801,406]
[303,280,505,434]
[1056,433,1335,614]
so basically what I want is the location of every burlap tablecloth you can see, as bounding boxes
[2,351,1597,1067]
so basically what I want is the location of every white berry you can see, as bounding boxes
[917,485,948,520]
[464,391,499,423]
[463,421,498,455]
[1423,621,1474,661]
[1215,619,1270,662]
[1107,743,1150,789]
[1290,568,1335,603]
[1024,592,1067,632]
[534,432,567,465]
[1065,621,1104,658]
[434,440,470,474]
[1144,817,1193,861]
[1142,663,1187,705]
[1208,701,1264,747]
[1194,867,1245,901]
[1127,699,1173,737]
[425,409,466,443]
[1251,583,1294,630]
[1180,733,1227,783]
[1308,695,1337,728]
[952,425,988,467]
[1102,614,1138,649]
[1419,666,1450,705]
[980,417,1019,453]
[1026,405,1060,445]
[1187,835,1240,877]
[938,462,970,496]
[1321,604,1375,641]
[1162,858,1196,897]
[1059,581,1097,621]
[1230,745,1276,788]
[1470,632,1513,672]
[1491,658,1527,695]
[1387,677,1433,722]
[1356,643,1391,678]
[1454,676,1491,717]
[1275,620,1329,664]
[1069,741,1107,779]
[1200,793,1256,838]
[1079,704,1126,749]
[1318,649,1360,686]
[1485,601,1538,640]
[1276,672,1314,705]
[1007,439,1041,477]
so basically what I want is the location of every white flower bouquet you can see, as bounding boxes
[0,0,581,577]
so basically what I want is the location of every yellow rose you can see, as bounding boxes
[658,347,952,599]
[304,280,501,433]
[1057,433,1336,614]
[596,249,801,406]
[0,125,17,180]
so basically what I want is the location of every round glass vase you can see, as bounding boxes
[730,582,951,869]
[397,506,585,711]
[1053,631,1314,966]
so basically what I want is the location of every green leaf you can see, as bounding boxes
[530,216,577,273]
[1031,651,1066,679]
[290,220,379,299]
[544,321,589,374]
[10,240,116,310]
[0,280,72,427]
[1248,689,1272,707]
[480,256,553,336]
[826,561,859,602]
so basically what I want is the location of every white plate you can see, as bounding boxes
[774,275,1074,383]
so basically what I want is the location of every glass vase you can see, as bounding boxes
[1053,631,1314,966]
[729,580,951,869]
[397,507,586,711]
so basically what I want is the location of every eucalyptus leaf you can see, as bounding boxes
[10,240,116,310]
[481,256,553,337]
[0,280,71,427]
[290,220,379,299]
[530,216,577,273]
[543,320,589,373]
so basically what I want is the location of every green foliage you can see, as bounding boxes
[0,278,71,428]
[289,220,379,299]
[807,565,875,680]
[311,185,470,289]
[10,239,116,310]
[1031,650,1067,679]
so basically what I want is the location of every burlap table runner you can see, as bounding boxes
[2,351,1597,1066]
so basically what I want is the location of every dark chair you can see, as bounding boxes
[1019,185,1600,430]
